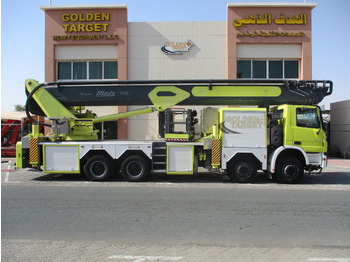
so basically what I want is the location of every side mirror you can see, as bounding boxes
[323,121,329,132]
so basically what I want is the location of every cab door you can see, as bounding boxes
[292,106,326,153]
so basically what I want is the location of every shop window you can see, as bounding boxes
[57,61,118,80]
[73,62,87,80]
[237,60,251,78]
[269,61,283,79]
[237,60,299,79]
[104,61,118,79]
[57,62,71,80]
[284,60,299,78]
[89,62,102,79]
[253,61,266,78]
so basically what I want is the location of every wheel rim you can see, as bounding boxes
[90,161,106,177]
[236,163,252,179]
[283,164,299,179]
[126,161,143,177]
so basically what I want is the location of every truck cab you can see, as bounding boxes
[268,105,328,182]
[276,105,327,153]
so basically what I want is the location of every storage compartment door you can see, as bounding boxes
[43,145,80,173]
[167,146,194,174]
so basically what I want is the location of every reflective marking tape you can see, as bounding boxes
[29,138,39,164]
[212,139,221,165]
[165,138,189,142]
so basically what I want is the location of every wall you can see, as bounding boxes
[41,4,128,139]
[227,3,315,79]
[128,21,226,80]
[127,21,226,139]
[330,100,350,158]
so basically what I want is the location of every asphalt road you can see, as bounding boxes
[2,183,350,248]
[2,159,350,261]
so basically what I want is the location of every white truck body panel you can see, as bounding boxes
[220,109,267,170]
[221,147,267,170]
[40,140,152,159]
[77,141,153,159]
[40,141,206,175]
[221,110,267,148]
[307,152,327,169]
[307,153,324,165]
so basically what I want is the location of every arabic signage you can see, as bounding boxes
[237,31,304,38]
[233,13,307,38]
[234,13,307,29]
[161,40,194,55]
[52,12,118,41]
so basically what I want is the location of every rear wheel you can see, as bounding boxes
[121,155,150,182]
[228,157,257,183]
[275,157,304,184]
[84,155,113,181]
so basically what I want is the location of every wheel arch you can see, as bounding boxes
[81,149,114,166]
[227,152,262,171]
[118,150,151,166]
[81,149,151,165]
[269,146,308,173]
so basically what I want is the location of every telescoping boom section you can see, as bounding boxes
[26,79,332,116]
[18,78,332,184]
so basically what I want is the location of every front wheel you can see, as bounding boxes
[121,156,150,182]
[275,157,304,184]
[84,155,113,181]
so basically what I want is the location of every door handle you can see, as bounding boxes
[294,141,301,145]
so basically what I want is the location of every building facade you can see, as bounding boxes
[41,2,316,140]
[330,100,350,158]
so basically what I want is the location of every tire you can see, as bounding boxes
[275,157,304,184]
[84,155,113,181]
[228,157,257,183]
[121,155,150,182]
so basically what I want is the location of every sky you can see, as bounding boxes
[1,0,349,111]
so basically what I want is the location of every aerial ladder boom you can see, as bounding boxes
[26,79,333,116]
[23,78,332,142]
